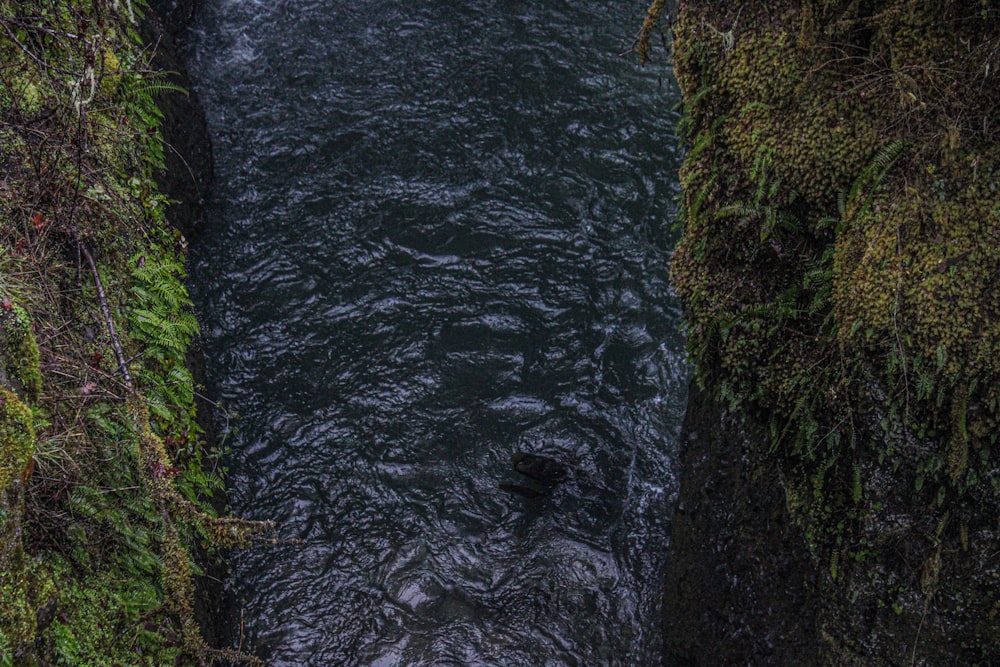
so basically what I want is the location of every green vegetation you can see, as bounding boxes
[0,306,41,404]
[0,0,269,663]
[666,0,1000,661]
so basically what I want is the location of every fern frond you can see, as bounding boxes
[687,130,715,163]
[686,172,717,223]
[847,140,909,206]
[126,72,189,99]
[716,201,764,220]
[739,101,771,117]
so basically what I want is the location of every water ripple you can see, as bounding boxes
[186,0,685,664]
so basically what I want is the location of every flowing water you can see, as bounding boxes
[184,1,685,664]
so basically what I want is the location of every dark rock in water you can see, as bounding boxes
[511,452,568,485]
[498,481,547,499]
[501,451,567,498]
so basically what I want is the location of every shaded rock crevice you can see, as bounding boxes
[663,385,819,666]
[143,0,229,652]
[142,0,213,239]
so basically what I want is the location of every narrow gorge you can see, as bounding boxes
[2,1,999,665]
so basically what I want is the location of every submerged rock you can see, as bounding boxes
[498,481,546,499]
[498,452,570,499]
[511,451,569,485]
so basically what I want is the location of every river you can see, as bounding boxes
[183,1,685,664]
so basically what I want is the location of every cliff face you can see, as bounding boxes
[662,385,820,666]
[0,1,261,663]
[664,1,1000,663]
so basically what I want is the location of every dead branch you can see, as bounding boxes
[78,241,134,392]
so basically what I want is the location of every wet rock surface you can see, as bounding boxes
[141,0,227,651]
[141,0,213,238]
[662,385,819,666]
[664,388,1000,665]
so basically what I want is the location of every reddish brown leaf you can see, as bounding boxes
[151,462,179,478]
[20,456,34,484]
[31,212,47,231]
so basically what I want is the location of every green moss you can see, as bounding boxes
[671,0,1000,660]
[0,387,34,492]
[674,0,1000,501]
[719,30,880,210]
[0,387,36,654]
[836,162,1000,380]
[0,304,42,403]
[0,0,266,663]
[0,537,35,660]
[833,157,1000,488]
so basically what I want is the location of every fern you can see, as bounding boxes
[814,214,839,234]
[684,82,716,113]
[130,253,199,356]
[687,130,716,163]
[714,142,804,242]
[132,256,194,310]
[686,171,717,224]
[716,201,763,220]
[750,144,774,203]
[128,248,202,446]
[739,100,771,117]
[123,72,189,101]
[916,369,935,401]
[742,298,801,323]
[849,140,909,200]
[131,308,198,353]
[845,140,909,220]
[935,344,948,371]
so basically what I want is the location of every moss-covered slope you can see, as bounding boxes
[0,1,265,664]
[666,0,1000,663]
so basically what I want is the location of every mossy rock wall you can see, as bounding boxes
[0,306,41,404]
[667,0,1000,663]
[0,386,34,495]
[0,0,268,663]
[0,387,37,658]
[0,302,40,657]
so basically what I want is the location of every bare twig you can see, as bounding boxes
[78,242,134,392]
[0,16,78,77]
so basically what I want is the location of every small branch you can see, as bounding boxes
[79,242,134,392]
[0,16,78,77]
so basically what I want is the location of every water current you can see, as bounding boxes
[183,1,685,664]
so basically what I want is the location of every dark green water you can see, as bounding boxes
[185,1,684,664]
